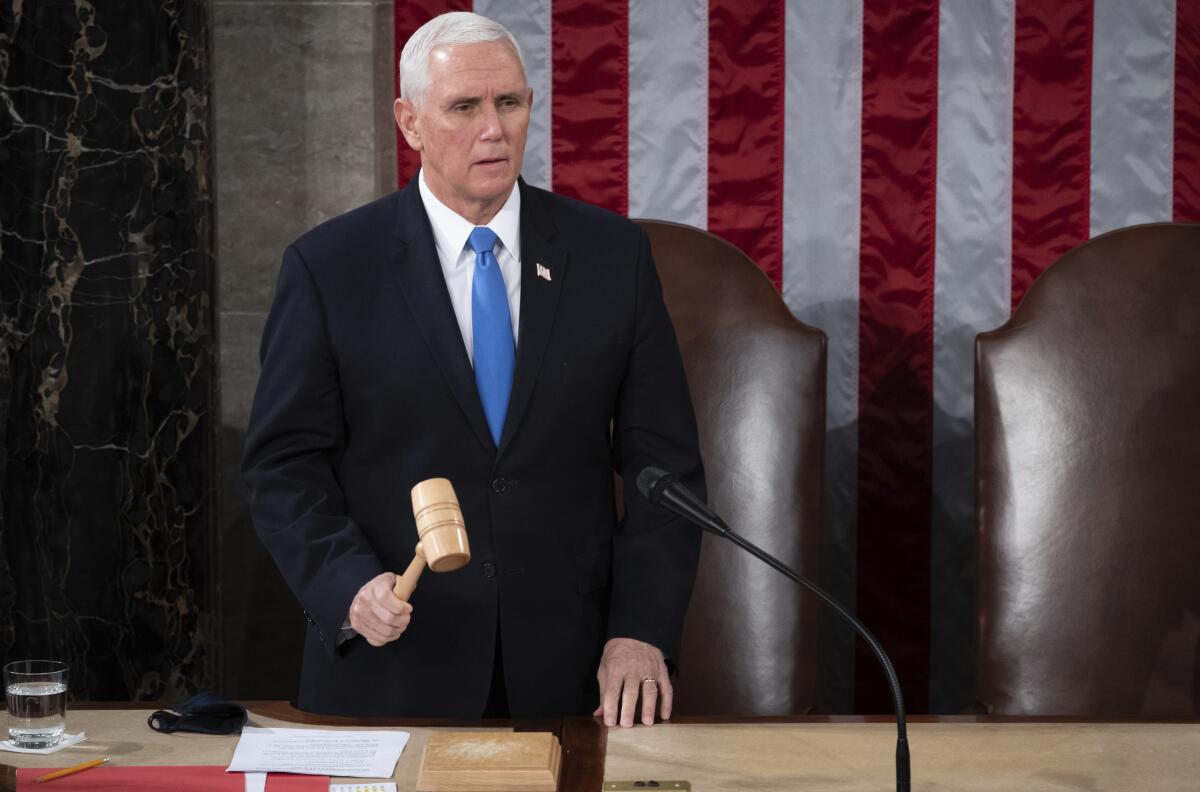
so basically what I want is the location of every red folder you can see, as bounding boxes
[16,765,329,790]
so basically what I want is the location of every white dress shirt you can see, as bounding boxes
[418,169,522,363]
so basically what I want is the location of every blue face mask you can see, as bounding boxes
[147,692,248,735]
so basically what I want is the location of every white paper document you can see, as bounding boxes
[227,727,409,778]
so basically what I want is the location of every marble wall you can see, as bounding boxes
[212,0,397,698]
[0,1,218,699]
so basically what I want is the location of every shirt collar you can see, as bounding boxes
[418,169,522,266]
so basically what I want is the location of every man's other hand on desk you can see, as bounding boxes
[594,637,672,727]
[348,572,413,646]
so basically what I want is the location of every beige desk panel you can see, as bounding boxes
[604,722,1200,791]
[1,708,489,785]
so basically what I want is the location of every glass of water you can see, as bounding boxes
[4,660,68,748]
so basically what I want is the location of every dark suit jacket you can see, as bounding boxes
[242,178,705,718]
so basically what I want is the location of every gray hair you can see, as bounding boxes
[399,12,525,106]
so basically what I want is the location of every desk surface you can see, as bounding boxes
[0,700,588,787]
[603,720,1200,791]
[3,707,1199,791]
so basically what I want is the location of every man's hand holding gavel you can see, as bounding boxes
[347,479,467,648]
[349,572,414,647]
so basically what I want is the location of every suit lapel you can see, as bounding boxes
[498,181,569,456]
[391,181,495,455]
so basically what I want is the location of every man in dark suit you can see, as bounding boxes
[243,12,704,725]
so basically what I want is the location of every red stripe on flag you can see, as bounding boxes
[707,0,785,288]
[1010,1,1093,310]
[394,0,472,188]
[551,0,629,214]
[1175,0,1200,221]
[856,0,939,714]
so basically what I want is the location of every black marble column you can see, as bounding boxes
[0,1,218,699]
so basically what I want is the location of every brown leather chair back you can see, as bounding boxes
[636,219,827,715]
[975,223,1200,716]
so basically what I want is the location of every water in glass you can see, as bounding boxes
[4,661,68,748]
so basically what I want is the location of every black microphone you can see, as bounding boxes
[637,468,729,536]
[637,466,911,792]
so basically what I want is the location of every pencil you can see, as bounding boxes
[34,756,110,783]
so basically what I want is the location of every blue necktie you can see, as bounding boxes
[468,226,515,447]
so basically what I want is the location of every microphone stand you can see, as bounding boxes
[644,473,911,792]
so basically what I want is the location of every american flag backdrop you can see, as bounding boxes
[395,0,1200,713]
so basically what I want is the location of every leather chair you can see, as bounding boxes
[634,219,827,715]
[975,223,1200,716]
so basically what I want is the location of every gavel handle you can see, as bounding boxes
[393,543,427,601]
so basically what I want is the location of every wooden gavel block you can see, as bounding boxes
[393,477,470,601]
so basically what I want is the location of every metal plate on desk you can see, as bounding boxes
[605,782,690,790]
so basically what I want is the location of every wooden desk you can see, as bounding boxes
[4,709,1199,791]
[0,702,584,791]
[600,717,1200,791]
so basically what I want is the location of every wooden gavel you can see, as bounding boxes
[392,477,471,601]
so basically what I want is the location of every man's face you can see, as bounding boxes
[396,40,531,223]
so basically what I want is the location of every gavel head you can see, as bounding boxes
[410,478,470,572]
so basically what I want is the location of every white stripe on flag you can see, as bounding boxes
[477,0,553,190]
[783,0,863,714]
[628,0,708,226]
[1090,0,1177,236]
[930,0,1016,713]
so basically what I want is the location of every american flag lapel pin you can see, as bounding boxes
[536,262,552,282]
